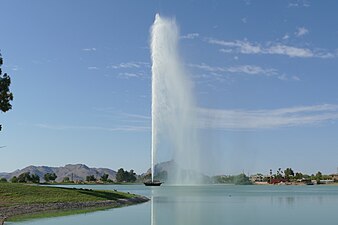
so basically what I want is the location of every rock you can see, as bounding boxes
[0,216,6,225]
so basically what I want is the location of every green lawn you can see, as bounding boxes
[0,183,135,207]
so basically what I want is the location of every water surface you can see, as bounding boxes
[9,184,338,225]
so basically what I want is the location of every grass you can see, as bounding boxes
[0,183,135,207]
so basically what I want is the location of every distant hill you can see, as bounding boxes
[0,164,116,182]
[144,160,211,183]
[145,160,175,176]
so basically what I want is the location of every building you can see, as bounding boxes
[330,174,338,182]
[250,174,265,183]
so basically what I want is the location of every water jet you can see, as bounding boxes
[148,14,201,185]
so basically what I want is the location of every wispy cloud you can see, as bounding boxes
[118,112,151,120]
[37,104,338,132]
[275,74,300,81]
[291,75,301,81]
[282,34,290,40]
[36,109,152,132]
[82,48,97,51]
[110,62,149,69]
[207,38,335,58]
[189,63,226,73]
[266,44,314,57]
[227,65,277,76]
[93,108,151,124]
[107,61,150,79]
[197,104,338,130]
[87,66,98,70]
[117,72,146,79]
[288,0,310,8]
[36,123,149,132]
[189,63,288,80]
[295,27,309,37]
[209,39,262,54]
[181,33,200,39]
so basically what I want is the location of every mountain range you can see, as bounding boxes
[0,164,117,182]
[0,161,210,183]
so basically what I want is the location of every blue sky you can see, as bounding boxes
[1,0,338,175]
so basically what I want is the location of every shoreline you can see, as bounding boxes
[0,183,149,223]
[0,196,149,222]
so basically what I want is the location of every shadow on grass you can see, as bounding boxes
[57,187,133,200]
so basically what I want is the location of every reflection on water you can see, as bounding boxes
[150,185,338,225]
[10,185,338,225]
[151,196,155,225]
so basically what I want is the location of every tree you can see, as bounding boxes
[44,173,57,182]
[0,53,14,130]
[284,168,294,181]
[126,170,136,182]
[275,168,284,179]
[316,171,322,184]
[0,177,7,183]
[16,172,40,183]
[123,169,136,182]
[116,168,137,183]
[31,174,40,183]
[234,173,252,185]
[116,168,125,182]
[294,172,303,180]
[17,172,32,183]
[269,169,273,183]
[10,176,18,183]
[86,175,96,182]
[62,177,70,183]
[100,173,109,182]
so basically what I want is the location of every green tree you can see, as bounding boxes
[86,175,96,182]
[269,169,273,183]
[125,169,136,182]
[234,173,252,185]
[31,174,40,183]
[276,168,283,179]
[213,175,234,184]
[10,176,18,183]
[16,172,40,183]
[44,173,57,182]
[0,177,7,182]
[100,173,109,182]
[316,171,322,184]
[116,168,137,183]
[284,168,294,181]
[17,172,32,183]
[316,171,322,179]
[0,53,14,130]
[294,172,303,180]
[116,168,125,182]
[62,177,70,183]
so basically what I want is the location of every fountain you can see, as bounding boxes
[147,14,202,185]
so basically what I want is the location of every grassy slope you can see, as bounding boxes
[0,183,134,207]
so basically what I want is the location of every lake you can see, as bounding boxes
[9,184,338,225]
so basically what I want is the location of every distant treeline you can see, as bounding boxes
[0,168,139,184]
[1,167,335,185]
[213,174,252,185]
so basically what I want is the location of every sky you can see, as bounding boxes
[1,0,338,175]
